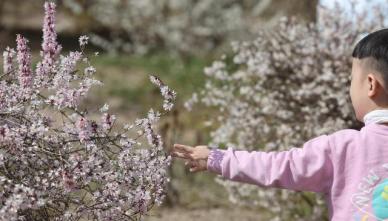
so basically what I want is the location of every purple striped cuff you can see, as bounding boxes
[207,148,226,174]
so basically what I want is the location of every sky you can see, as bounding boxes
[320,0,386,11]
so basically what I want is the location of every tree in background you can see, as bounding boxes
[184,0,386,220]
[62,0,318,56]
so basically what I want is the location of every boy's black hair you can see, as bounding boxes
[352,28,388,87]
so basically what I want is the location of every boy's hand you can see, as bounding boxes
[184,159,207,172]
[171,144,210,172]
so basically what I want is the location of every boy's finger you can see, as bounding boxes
[173,144,194,153]
[185,160,197,167]
[172,152,189,159]
[188,161,201,172]
[171,149,194,159]
[174,143,193,152]
[189,166,200,172]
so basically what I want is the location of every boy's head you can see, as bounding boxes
[350,28,388,122]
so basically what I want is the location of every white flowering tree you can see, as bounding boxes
[185,1,388,220]
[61,0,253,55]
[61,0,316,56]
[0,2,176,221]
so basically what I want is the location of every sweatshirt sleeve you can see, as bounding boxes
[206,134,334,194]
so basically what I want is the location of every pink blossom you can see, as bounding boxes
[42,2,61,58]
[149,75,176,111]
[3,47,15,75]
[61,170,77,191]
[101,113,116,132]
[36,2,62,84]
[76,117,91,143]
[16,35,33,89]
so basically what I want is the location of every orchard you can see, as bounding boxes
[0,1,387,221]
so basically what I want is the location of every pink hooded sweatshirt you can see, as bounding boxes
[207,110,388,221]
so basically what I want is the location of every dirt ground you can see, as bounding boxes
[143,207,269,221]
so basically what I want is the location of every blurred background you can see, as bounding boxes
[0,0,359,220]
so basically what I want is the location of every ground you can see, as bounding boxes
[144,207,269,221]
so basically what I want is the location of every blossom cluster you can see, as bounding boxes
[150,75,177,111]
[185,0,388,220]
[0,2,176,221]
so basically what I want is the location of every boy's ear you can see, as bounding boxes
[367,73,383,97]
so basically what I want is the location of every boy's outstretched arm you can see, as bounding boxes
[172,134,334,194]
[214,134,334,193]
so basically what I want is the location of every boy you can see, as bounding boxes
[171,29,388,220]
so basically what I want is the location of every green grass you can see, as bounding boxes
[92,52,212,102]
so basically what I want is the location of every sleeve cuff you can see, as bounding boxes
[207,148,226,174]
